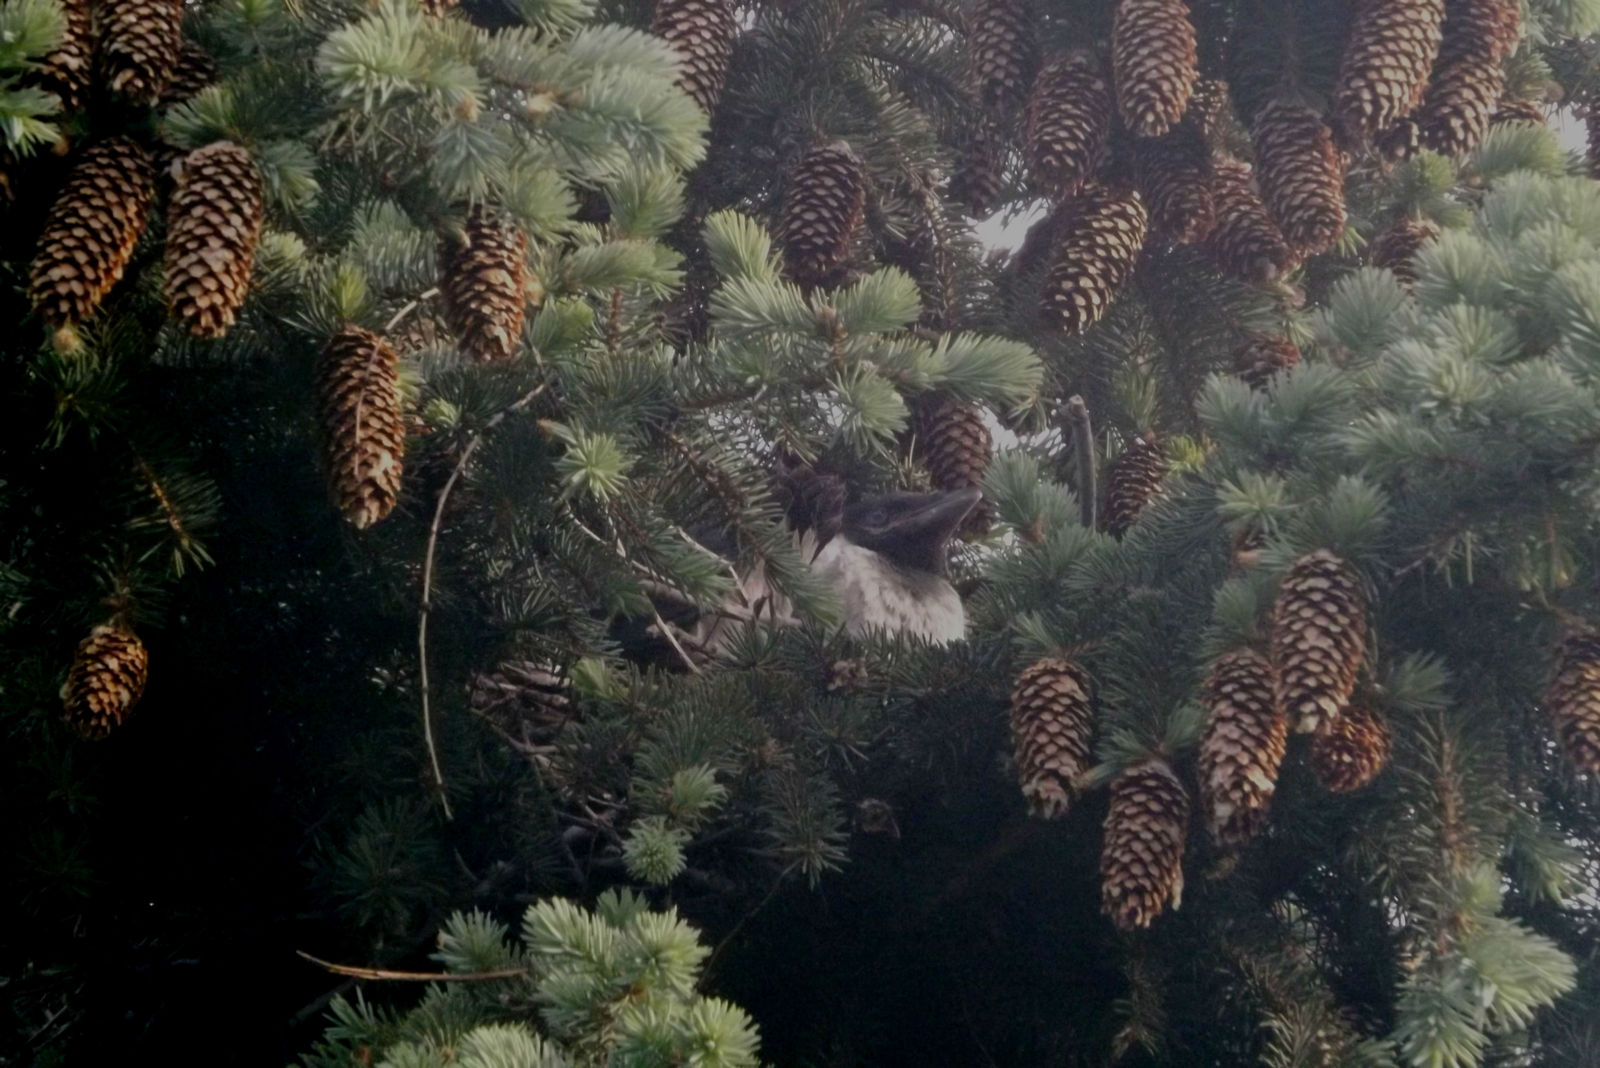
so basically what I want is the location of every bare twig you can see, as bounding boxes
[383,287,442,334]
[419,381,549,821]
[296,950,527,983]
[1064,395,1097,530]
[648,603,704,674]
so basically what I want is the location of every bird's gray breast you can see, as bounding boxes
[810,539,966,643]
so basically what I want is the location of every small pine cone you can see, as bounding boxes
[61,622,149,740]
[779,141,867,287]
[1112,0,1199,138]
[30,0,92,112]
[1100,759,1189,931]
[1416,0,1521,157]
[652,0,737,115]
[1252,101,1345,258]
[439,205,530,362]
[1022,52,1113,203]
[917,397,994,535]
[100,0,185,106]
[157,39,219,108]
[29,138,156,326]
[1376,118,1423,163]
[1009,658,1095,818]
[954,121,1008,218]
[1199,648,1287,849]
[1545,631,1600,774]
[1234,334,1301,390]
[1133,122,1215,244]
[1272,549,1367,735]
[1368,216,1441,286]
[1039,184,1148,334]
[164,141,264,338]
[317,325,407,529]
[1490,98,1545,127]
[1204,158,1296,285]
[967,0,1034,115]
[1103,435,1166,536]
[1331,0,1447,146]
[1310,704,1391,792]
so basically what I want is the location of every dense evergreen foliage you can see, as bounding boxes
[4,0,1600,1064]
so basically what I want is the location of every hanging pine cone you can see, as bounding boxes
[157,39,219,108]
[1187,77,1235,143]
[1039,184,1148,334]
[61,622,149,740]
[1310,703,1392,793]
[164,141,264,339]
[954,120,1008,218]
[30,0,92,113]
[1103,434,1166,537]
[779,141,867,287]
[29,138,156,327]
[1009,658,1095,818]
[1368,216,1441,287]
[1204,158,1295,285]
[1251,101,1345,257]
[916,396,994,536]
[439,205,531,362]
[967,0,1034,116]
[1133,121,1215,244]
[1234,335,1301,390]
[1544,631,1600,774]
[1331,0,1446,146]
[100,0,185,106]
[1112,0,1199,138]
[1022,52,1113,203]
[1376,118,1423,163]
[1199,648,1287,849]
[652,0,737,115]
[316,325,407,529]
[1415,0,1521,157]
[1490,98,1545,127]
[1272,549,1367,735]
[1101,758,1189,931]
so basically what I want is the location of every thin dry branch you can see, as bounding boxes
[297,950,527,983]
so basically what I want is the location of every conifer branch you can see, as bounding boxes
[1064,395,1096,529]
[419,380,550,822]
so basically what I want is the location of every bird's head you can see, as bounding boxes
[841,487,982,575]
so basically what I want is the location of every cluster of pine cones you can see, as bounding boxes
[1007,547,1384,931]
[955,0,1533,335]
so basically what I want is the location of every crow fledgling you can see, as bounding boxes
[809,487,980,643]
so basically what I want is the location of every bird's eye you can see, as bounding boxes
[866,509,888,527]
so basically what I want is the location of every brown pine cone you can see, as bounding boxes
[1272,549,1367,735]
[1199,648,1287,849]
[1416,0,1521,157]
[1103,435,1166,537]
[316,325,407,529]
[164,141,264,338]
[954,120,1008,218]
[1101,758,1189,930]
[1368,216,1441,287]
[100,0,185,106]
[439,205,531,362]
[1039,183,1148,334]
[1112,0,1199,138]
[1545,630,1600,774]
[1331,0,1447,146]
[779,141,868,287]
[29,138,156,326]
[1133,121,1215,244]
[652,0,738,115]
[967,0,1035,116]
[1204,157,1296,285]
[29,0,92,112]
[1009,658,1095,818]
[1023,52,1113,203]
[1310,703,1392,793]
[1251,101,1345,258]
[61,622,149,740]
[916,396,994,536]
[157,39,220,108]
[1234,335,1301,390]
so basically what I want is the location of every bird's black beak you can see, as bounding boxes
[901,487,983,542]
